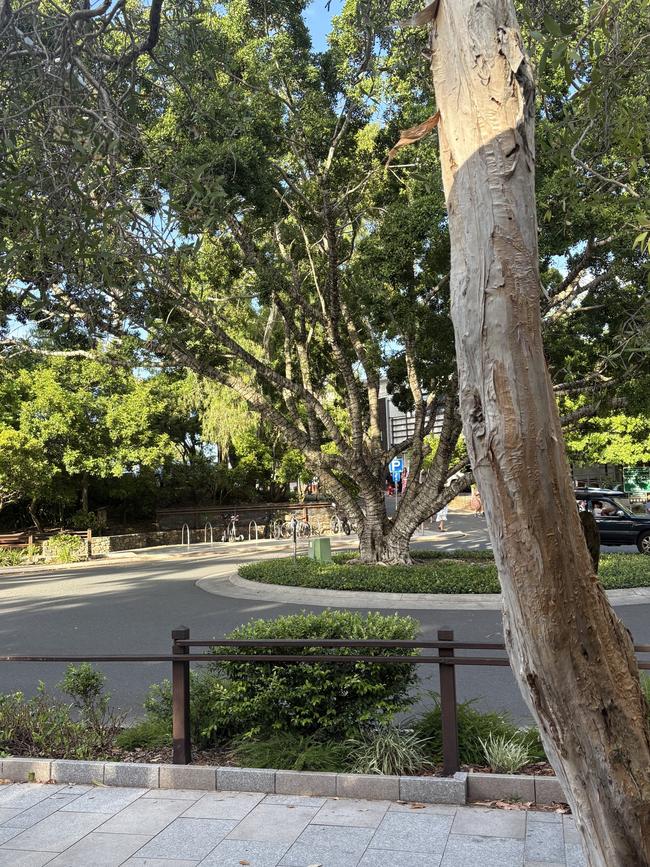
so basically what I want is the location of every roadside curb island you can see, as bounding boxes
[1,756,567,807]
[198,571,650,610]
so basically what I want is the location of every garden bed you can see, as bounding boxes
[1,610,645,808]
[238,550,650,594]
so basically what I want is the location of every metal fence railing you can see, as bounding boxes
[1,629,648,774]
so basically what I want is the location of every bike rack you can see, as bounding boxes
[181,523,190,550]
[204,522,214,546]
[248,521,258,541]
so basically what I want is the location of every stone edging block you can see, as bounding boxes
[275,770,337,797]
[534,775,566,804]
[50,760,105,785]
[400,772,467,804]
[336,773,400,801]
[0,757,567,806]
[159,764,217,790]
[467,772,535,803]
[1,757,53,783]
[217,767,276,793]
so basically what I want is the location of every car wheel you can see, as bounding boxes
[637,531,650,554]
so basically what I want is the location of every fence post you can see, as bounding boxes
[86,528,92,559]
[438,627,459,775]
[172,626,192,765]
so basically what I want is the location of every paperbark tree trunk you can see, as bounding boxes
[426,1,650,864]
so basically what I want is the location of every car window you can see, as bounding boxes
[603,498,633,517]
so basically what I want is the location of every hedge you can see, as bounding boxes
[238,551,650,594]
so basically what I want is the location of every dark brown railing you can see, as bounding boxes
[1,628,648,775]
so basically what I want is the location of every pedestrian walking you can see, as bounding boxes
[436,504,448,531]
[470,491,483,517]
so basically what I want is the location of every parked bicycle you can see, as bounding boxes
[221,514,244,542]
[276,518,312,539]
[330,513,354,535]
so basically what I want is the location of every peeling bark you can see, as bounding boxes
[427,0,650,863]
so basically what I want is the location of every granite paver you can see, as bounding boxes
[133,817,237,860]
[370,811,454,855]
[0,782,584,866]
[97,797,189,835]
[45,832,151,866]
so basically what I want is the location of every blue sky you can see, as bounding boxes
[304,0,343,51]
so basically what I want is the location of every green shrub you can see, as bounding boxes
[0,664,123,759]
[598,554,650,589]
[345,724,433,776]
[116,718,171,750]
[209,610,419,739]
[239,551,650,594]
[480,733,533,774]
[239,556,500,594]
[415,695,545,766]
[144,668,237,749]
[231,732,347,772]
[0,548,25,567]
[43,534,85,564]
[0,545,40,567]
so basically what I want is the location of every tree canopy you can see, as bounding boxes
[0,0,648,550]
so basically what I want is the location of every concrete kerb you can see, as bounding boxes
[0,758,568,806]
[198,570,650,610]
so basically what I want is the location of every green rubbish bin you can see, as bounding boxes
[308,537,332,562]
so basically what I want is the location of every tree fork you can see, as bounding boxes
[425,0,650,863]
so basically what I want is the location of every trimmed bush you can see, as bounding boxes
[239,551,650,594]
[415,694,545,766]
[208,610,419,739]
[240,554,500,594]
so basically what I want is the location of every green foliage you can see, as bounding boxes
[143,669,237,749]
[345,725,434,776]
[116,718,172,751]
[479,733,534,774]
[0,665,123,759]
[209,611,419,739]
[0,543,41,567]
[564,411,650,466]
[43,534,86,564]
[231,732,348,772]
[240,551,650,594]
[415,695,545,767]
[68,511,107,532]
[240,553,501,593]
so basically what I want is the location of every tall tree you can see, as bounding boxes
[425,0,650,862]
[1,0,647,562]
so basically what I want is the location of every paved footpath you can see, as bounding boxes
[0,782,585,866]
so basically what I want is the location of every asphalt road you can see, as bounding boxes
[0,515,646,724]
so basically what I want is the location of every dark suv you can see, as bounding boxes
[575,488,650,554]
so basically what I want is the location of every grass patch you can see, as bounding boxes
[239,550,650,594]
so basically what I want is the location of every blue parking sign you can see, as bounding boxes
[390,457,404,482]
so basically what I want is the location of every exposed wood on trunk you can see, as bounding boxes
[427,0,650,864]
